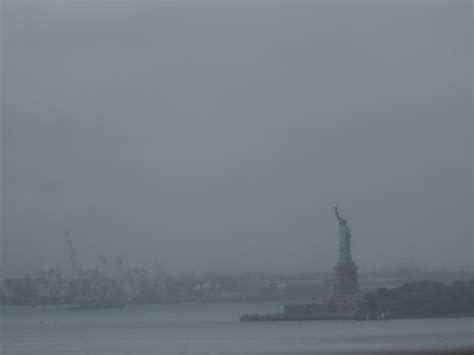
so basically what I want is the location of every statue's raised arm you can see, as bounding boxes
[334,206,342,222]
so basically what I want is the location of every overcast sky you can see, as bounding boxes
[1,1,472,277]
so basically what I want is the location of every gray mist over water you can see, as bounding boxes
[1,1,473,277]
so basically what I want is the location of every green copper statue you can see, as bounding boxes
[334,206,352,264]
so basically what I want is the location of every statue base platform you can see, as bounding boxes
[335,261,359,295]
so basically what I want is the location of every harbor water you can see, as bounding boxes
[1,302,473,354]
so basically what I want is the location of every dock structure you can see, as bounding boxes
[240,302,357,321]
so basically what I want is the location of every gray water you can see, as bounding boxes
[1,303,473,354]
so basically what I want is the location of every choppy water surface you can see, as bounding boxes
[1,303,473,354]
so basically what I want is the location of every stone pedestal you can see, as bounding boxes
[335,261,359,295]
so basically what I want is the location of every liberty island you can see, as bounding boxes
[240,207,362,321]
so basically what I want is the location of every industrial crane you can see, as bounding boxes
[65,232,81,278]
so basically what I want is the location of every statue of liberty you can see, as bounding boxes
[334,206,352,264]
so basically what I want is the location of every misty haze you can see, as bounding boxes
[1,1,473,354]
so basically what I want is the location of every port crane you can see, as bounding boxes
[65,232,81,277]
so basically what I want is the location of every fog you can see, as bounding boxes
[1,1,472,277]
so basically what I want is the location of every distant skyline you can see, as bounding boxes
[2,1,473,277]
